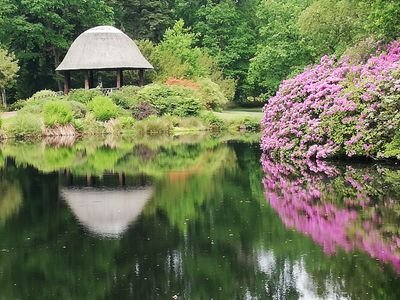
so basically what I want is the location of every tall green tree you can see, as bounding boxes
[247,0,313,98]
[0,0,114,100]
[194,0,258,99]
[364,0,400,41]
[0,48,19,107]
[110,0,175,42]
[298,0,368,57]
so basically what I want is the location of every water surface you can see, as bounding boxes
[0,135,399,299]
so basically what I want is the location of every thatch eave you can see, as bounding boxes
[56,26,154,72]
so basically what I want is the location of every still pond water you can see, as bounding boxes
[0,134,400,299]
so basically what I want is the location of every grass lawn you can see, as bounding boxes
[213,108,263,121]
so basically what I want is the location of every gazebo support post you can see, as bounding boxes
[84,71,90,89]
[139,69,144,86]
[89,70,94,88]
[63,71,70,95]
[116,69,123,88]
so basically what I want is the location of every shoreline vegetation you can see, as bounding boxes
[0,84,261,142]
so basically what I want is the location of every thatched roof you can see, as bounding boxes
[56,26,153,71]
[62,187,153,238]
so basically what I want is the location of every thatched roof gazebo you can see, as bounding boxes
[56,26,153,94]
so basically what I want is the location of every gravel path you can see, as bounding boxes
[0,111,17,119]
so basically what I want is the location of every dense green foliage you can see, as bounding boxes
[1,0,400,104]
[0,48,19,106]
[43,101,73,127]
[87,96,119,121]
[0,86,259,141]
[0,0,113,99]
[67,89,102,104]
[136,84,202,117]
[3,113,42,139]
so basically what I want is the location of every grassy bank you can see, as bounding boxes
[0,86,261,141]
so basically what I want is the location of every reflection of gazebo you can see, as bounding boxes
[62,187,153,238]
[56,26,153,94]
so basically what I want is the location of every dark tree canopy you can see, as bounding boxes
[0,0,400,103]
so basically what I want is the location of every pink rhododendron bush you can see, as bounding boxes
[261,155,400,272]
[261,41,400,159]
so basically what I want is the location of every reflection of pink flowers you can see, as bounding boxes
[262,154,400,272]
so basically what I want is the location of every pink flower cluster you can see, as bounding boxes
[261,41,400,159]
[261,155,400,272]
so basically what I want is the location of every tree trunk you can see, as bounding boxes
[53,47,63,92]
[1,88,6,108]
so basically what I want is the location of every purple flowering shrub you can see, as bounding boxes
[261,42,400,159]
[261,154,400,272]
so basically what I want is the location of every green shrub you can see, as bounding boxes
[196,78,228,111]
[30,89,58,99]
[136,84,202,117]
[8,100,27,111]
[110,86,140,109]
[67,89,102,104]
[118,116,135,129]
[73,113,105,135]
[200,111,225,131]
[384,130,400,158]
[18,95,64,114]
[87,96,119,121]
[134,116,174,135]
[240,118,260,132]
[132,101,159,120]
[9,90,63,112]
[3,113,43,139]
[68,101,87,118]
[108,116,136,134]
[19,100,48,114]
[43,101,74,127]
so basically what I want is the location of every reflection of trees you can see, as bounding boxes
[0,181,22,225]
[144,145,237,232]
[1,140,400,299]
[0,166,120,299]
[0,135,237,179]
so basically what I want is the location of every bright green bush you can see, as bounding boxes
[10,90,63,112]
[110,86,140,109]
[384,129,400,159]
[19,100,48,114]
[87,96,119,121]
[3,113,43,139]
[136,84,202,117]
[67,89,102,104]
[118,116,135,129]
[43,101,74,127]
[153,96,201,117]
